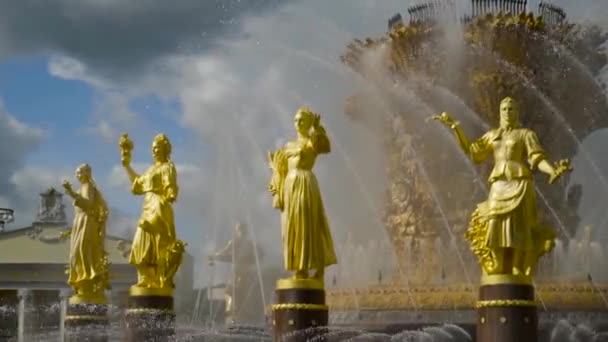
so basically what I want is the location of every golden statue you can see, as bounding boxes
[62,163,110,304]
[119,133,186,292]
[432,97,572,279]
[268,107,337,283]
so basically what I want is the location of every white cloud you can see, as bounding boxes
[92,92,139,124]
[0,0,290,80]
[0,100,48,228]
[79,119,119,143]
[108,162,147,188]
[105,208,138,239]
[10,166,69,195]
[48,56,108,88]
[0,99,46,143]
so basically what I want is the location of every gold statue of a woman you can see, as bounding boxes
[268,107,337,282]
[119,133,186,292]
[433,97,571,279]
[62,164,110,303]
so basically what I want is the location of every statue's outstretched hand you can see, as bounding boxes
[62,180,73,195]
[549,159,572,184]
[431,112,457,128]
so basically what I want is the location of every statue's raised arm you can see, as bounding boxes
[431,112,475,157]
[119,133,140,186]
[310,112,331,154]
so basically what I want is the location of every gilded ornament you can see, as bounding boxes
[476,299,538,308]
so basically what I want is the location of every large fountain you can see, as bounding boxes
[326,0,608,338]
[1,1,608,341]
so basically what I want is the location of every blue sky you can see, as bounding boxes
[1,0,607,287]
[0,55,194,230]
[0,57,91,145]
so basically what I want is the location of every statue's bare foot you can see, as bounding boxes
[512,267,524,276]
[294,270,308,279]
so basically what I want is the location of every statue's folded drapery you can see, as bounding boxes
[129,162,178,270]
[68,182,108,293]
[278,125,337,272]
[469,128,554,253]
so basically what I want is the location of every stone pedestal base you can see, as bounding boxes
[272,279,328,342]
[125,288,175,342]
[477,275,538,342]
[64,302,109,342]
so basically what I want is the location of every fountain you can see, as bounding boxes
[328,0,608,339]
[1,1,608,341]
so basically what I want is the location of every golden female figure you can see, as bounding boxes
[433,97,571,277]
[268,108,337,281]
[120,133,184,291]
[62,164,110,303]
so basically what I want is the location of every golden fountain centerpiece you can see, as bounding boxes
[328,0,608,333]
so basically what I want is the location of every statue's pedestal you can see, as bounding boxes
[64,297,109,342]
[477,275,538,342]
[272,278,328,342]
[125,287,175,342]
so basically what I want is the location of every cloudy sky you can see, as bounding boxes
[0,0,607,286]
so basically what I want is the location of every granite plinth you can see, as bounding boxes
[64,302,109,342]
[125,290,175,342]
[477,282,537,342]
[272,279,329,342]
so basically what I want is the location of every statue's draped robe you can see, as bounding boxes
[280,127,337,271]
[470,128,554,252]
[130,161,178,274]
[68,183,108,291]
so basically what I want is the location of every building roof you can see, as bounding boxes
[0,225,132,265]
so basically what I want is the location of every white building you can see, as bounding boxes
[0,188,193,341]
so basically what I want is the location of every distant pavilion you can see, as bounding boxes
[0,188,193,341]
